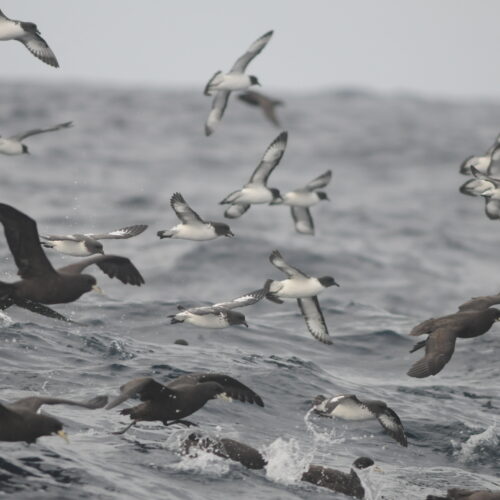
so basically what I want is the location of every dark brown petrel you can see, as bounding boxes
[0,203,144,322]
[407,307,500,378]
[106,373,264,434]
[237,90,284,127]
[0,394,107,443]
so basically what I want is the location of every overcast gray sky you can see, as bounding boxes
[1,0,500,98]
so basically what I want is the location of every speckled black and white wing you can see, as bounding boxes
[297,296,332,344]
[291,207,314,234]
[212,280,271,311]
[167,193,205,225]
[247,131,288,185]
[304,170,332,191]
[168,373,264,406]
[375,406,408,447]
[106,377,169,410]
[10,395,108,413]
[18,29,59,68]
[10,121,72,141]
[458,293,500,311]
[470,166,500,185]
[87,224,148,240]
[407,327,457,378]
[205,90,230,136]
[230,30,273,73]
[269,249,308,278]
[40,233,83,242]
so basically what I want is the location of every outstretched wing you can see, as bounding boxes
[297,296,332,344]
[11,122,71,141]
[459,178,494,197]
[376,407,407,447]
[10,395,108,413]
[40,233,82,242]
[169,193,204,224]
[269,249,307,278]
[248,131,288,185]
[304,170,332,191]
[205,90,230,136]
[224,203,251,219]
[0,203,57,279]
[230,30,273,73]
[168,373,264,406]
[57,254,144,286]
[212,280,271,310]
[18,29,59,68]
[457,293,500,311]
[106,378,169,410]
[87,224,148,240]
[407,327,457,378]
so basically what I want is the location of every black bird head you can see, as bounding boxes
[213,222,234,237]
[227,310,248,328]
[317,191,329,201]
[352,457,374,470]
[249,75,261,86]
[22,144,30,155]
[319,276,339,288]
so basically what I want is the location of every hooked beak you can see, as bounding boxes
[57,430,69,443]
[242,321,249,328]
[92,284,104,294]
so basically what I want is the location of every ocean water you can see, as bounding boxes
[0,82,499,499]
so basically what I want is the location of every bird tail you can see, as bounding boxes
[157,230,174,239]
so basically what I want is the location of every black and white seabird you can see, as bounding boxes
[407,307,500,378]
[313,394,407,447]
[427,489,500,500]
[204,30,273,136]
[169,280,270,329]
[41,224,148,256]
[265,249,338,344]
[468,166,500,219]
[0,203,145,322]
[106,373,264,434]
[0,8,59,67]
[237,90,284,127]
[271,170,332,235]
[0,394,107,443]
[220,132,287,218]
[158,192,233,241]
[460,137,500,176]
[0,121,72,155]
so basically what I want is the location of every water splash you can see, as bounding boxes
[452,424,499,464]
[263,437,313,485]
[0,311,14,328]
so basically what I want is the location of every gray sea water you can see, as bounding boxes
[0,82,499,499]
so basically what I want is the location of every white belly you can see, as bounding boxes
[212,73,251,91]
[51,240,91,257]
[0,139,23,155]
[332,404,373,421]
[273,278,323,298]
[283,191,318,207]
[0,21,25,41]
[238,185,273,204]
[179,312,228,329]
[173,224,217,241]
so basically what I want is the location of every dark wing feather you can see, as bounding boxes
[18,32,59,68]
[248,131,288,185]
[57,254,144,286]
[407,328,457,378]
[205,90,230,136]
[224,204,251,219]
[169,193,204,224]
[212,280,271,310]
[0,203,57,279]
[376,407,408,447]
[168,373,264,407]
[10,395,108,413]
[106,378,168,410]
[269,249,307,278]
[458,294,500,311]
[12,121,72,141]
[305,170,332,191]
[88,224,148,240]
[297,297,332,344]
[291,207,314,235]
